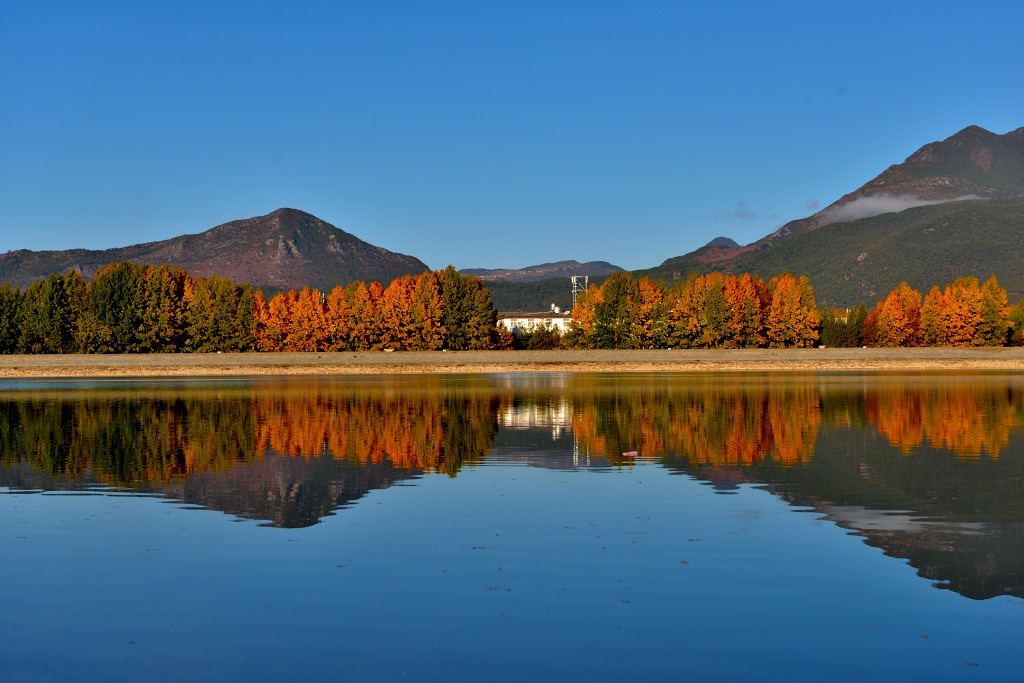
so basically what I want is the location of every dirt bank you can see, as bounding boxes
[1,348,1023,379]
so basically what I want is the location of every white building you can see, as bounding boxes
[498,304,572,334]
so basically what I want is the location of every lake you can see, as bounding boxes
[2,372,1023,680]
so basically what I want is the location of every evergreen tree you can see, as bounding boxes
[86,261,148,353]
[845,303,867,347]
[19,272,81,353]
[440,265,471,350]
[463,275,499,350]
[0,283,25,353]
[593,271,640,349]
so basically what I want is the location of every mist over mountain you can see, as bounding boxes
[637,125,1024,306]
[757,124,1024,248]
[3,126,1022,311]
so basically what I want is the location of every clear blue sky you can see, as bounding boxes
[2,1,1022,272]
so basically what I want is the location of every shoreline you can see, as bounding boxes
[1,348,1024,378]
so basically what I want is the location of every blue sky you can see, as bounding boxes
[2,1,1022,272]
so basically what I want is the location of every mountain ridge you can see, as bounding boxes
[0,208,429,293]
[460,259,623,283]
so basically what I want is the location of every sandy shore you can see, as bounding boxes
[1,348,1023,378]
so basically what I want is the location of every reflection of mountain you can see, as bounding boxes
[0,379,500,525]
[0,454,420,529]
[662,426,1024,600]
[164,452,420,527]
[3,373,1024,594]
[816,505,1024,600]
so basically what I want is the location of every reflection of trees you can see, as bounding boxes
[0,381,502,526]
[252,381,500,476]
[568,375,821,466]
[0,380,501,489]
[563,374,1023,466]
[0,389,257,485]
[863,381,1019,457]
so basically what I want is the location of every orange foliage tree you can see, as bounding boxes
[765,274,819,348]
[874,282,922,347]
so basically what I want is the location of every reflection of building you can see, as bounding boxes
[499,398,572,440]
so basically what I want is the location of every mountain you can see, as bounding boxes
[461,259,623,283]
[758,125,1024,248]
[640,125,1024,306]
[0,208,430,293]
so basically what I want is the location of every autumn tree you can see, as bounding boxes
[874,282,922,347]
[323,285,352,351]
[380,276,416,350]
[861,308,879,347]
[665,274,703,348]
[345,281,384,351]
[765,273,819,348]
[725,273,768,348]
[564,284,602,349]
[254,290,294,352]
[142,265,190,352]
[626,277,665,349]
[695,272,730,349]
[285,288,330,351]
[945,277,984,346]
[409,271,445,351]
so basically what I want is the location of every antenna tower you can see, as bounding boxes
[570,275,589,308]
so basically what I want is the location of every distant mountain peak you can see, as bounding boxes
[758,124,1024,247]
[461,259,623,283]
[637,123,1024,308]
[705,236,739,248]
[0,209,429,292]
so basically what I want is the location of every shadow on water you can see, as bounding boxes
[2,372,1023,598]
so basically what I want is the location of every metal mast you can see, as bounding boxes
[570,276,589,309]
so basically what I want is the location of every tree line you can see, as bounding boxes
[820,275,1021,347]
[525,271,1023,349]
[2,262,1023,353]
[0,262,503,354]
[563,270,819,349]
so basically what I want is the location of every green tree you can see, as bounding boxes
[440,265,471,350]
[845,303,868,347]
[0,283,25,353]
[86,261,149,353]
[142,265,190,352]
[593,271,640,349]
[19,272,83,353]
[1008,301,1024,346]
[978,274,1012,346]
[463,275,499,350]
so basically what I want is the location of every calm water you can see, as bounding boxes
[2,372,1023,681]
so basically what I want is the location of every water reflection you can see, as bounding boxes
[2,372,1023,599]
